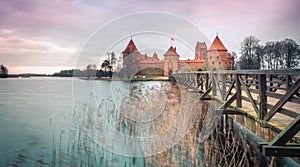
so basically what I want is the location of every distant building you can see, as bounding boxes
[121,35,234,77]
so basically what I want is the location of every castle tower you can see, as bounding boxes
[122,39,139,58]
[122,39,140,68]
[207,35,230,69]
[195,42,207,60]
[163,46,179,76]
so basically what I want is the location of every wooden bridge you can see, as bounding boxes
[174,69,300,157]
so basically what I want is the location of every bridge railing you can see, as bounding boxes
[174,69,300,157]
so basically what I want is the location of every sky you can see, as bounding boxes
[0,0,299,74]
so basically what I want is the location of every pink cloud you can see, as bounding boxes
[0,0,299,74]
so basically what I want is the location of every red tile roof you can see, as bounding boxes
[164,46,179,56]
[123,39,139,53]
[208,36,227,51]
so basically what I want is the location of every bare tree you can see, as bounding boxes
[238,36,261,69]
[109,52,117,72]
[230,51,238,70]
[263,39,300,69]
[86,64,97,78]
[0,64,8,77]
[264,41,275,70]
[282,38,300,69]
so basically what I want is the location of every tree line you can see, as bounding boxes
[53,36,300,78]
[53,65,110,78]
[53,52,118,78]
[236,36,300,70]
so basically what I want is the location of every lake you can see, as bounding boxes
[1,77,278,166]
[0,77,74,165]
[1,77,198,166]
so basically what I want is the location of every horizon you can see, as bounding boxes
[0,0,299,74]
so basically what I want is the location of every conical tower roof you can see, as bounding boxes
[208,35,227,51]
[123,39,139,53]
[164,46,179,56]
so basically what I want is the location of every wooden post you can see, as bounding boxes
[255,74,259,89]
[190,73,193,86]
[222,74,226,101]
[193,73,197,88]
[212,73,217,96]
[269,74,273,92]
[258,74,267,120]
[286,75,292,93]
[196,73,199,89]
[205,73,209,90]
[200,74,203,91]
[236,74,242,108]
[245,74,248,86]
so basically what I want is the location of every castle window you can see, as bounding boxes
[217,56,219,59]
[210,56,212,59]
[219,62,221,64]
[212,62,214,65]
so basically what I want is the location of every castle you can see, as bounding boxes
[121,35,234,77]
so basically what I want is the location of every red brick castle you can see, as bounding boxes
[121,35,234,76]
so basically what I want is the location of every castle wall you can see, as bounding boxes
[121,36,234,76]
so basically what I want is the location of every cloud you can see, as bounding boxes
[0,0,299,73]
[0,29,78,66]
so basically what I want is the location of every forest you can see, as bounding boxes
[236,36,300,70]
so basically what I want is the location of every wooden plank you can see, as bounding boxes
[215,75,223,97]
[267,86,286,91]
[225,80,236,101]
[218,93,237,110]
[270,82,284,92]
[200,74,203,90]
[195,74,202,90]
[183,74,190,85]
[205,73,209,90]
[264,77,300,121]
[194,73,198,89]
[286,75,292,93]
[186,79,195,88]
[200,87,212,100]
[200,97,212,100]
[221,109,243,115]
[266,91,300,103]
[236,74,242,108]
[238,75,259,116]
[211,74,217,96]
[247,88,300,104]
[221,74,226,100]
[278,108,300,118]
[195,79,201,90]
[241,97,299,118]
[263,146,300,157]
[269,114,300,146]
[190,69,300,75]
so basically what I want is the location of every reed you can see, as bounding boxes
[1,82,281,166]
